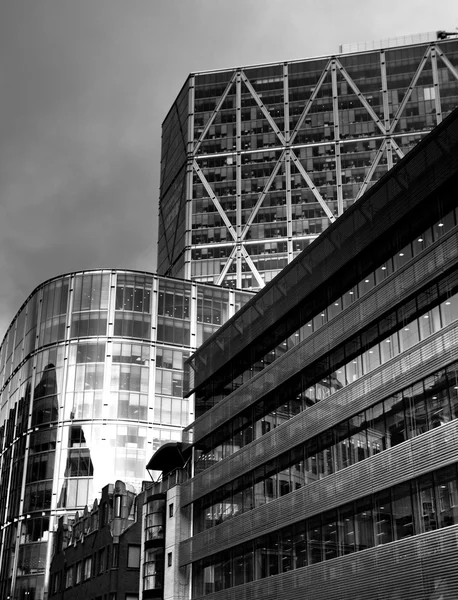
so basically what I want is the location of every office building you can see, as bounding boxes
[158,32,458,289]
[0,270,251,600]
[153,106,458,599]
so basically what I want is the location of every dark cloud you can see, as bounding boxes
[0,0,456,338]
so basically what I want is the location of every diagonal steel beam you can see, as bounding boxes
[193,160,237,241]
[331,60,344,215]
[389,47,431,134]
[240,150,287,241]
[430,47,443,124]
[289,150,336,222]
[436,46,458,81]
[290,61,332,145]
[335,58,387,135]
[240,71,287,146]
[215,246,237,286]
[193,72,237,155]
[240,246,265,288]
[390,138,405,160]
[355,139,386,200]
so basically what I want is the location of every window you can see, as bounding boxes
[52,572,60,594]
[128,545,141,569]
[75,342,106,364]
[169,503,174,518]
[112,342,149,365]
[424,86,435,100]
[72,273,109,311]
[114,495,122,518]
[101,502,108,526]
[65,566,73,589]
[114,312,151,339]
[112,544,119,568]
[115,273,152,313]
[76,561,82,584]
[98,548,105,574]
[143,548,164,591]
[83,556,92,580]
[168,552,173,567]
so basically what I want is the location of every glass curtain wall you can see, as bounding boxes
[0,270,251,600]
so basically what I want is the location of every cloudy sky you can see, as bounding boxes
[0,0,457,339]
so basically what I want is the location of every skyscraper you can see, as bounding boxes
[0,270,251,600]
[158,32,458,289]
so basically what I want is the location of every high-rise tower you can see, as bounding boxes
[158,33,458,289]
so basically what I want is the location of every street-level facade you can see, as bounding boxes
[175,107,458,599]
[49,480,142,600]
[0,270,251,600]
[158,32,458,290]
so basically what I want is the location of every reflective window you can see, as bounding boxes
[156,318,190,346]
[116,274,152,313]
[73,342,106,363]
[112,343,149,364]
[71,311,108,338]
[73,273,109,312]
[192,463,458,595]
[109,392,147,421]
[127,545,140,569]
[114,312,151,340]
[156,347,187,369]
[143,547,164,591]
[194,291,458,473]
[157,282,191,319]
[194,209,458,404]
[194,359,458,532]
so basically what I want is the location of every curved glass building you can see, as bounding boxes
[0,269,252,600]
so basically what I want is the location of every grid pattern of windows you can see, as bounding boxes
[194,208,458,409]
[194,291,458,473]
[194,360,458,532]
[192,464,458,596]
[159,38,458,290]
[0,270,251,600]
[143,548,164,592]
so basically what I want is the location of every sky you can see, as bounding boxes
[0,0,457,340]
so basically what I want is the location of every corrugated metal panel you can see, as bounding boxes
[180,422,458,565]
[190,230,458,446]
[182,322,458,507]
[189,525,458,600]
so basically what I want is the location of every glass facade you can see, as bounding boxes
[193,359,458,533]
[0,270,251,600]
[158,36,458,289]
[192,463,458,596]
[143,494,165,594]
[171,108,458,599]
[191,207,458,414]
